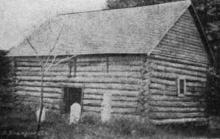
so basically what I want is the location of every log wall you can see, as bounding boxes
[10,10,210,124]
[148,10,209,124]
[13,55,147,117]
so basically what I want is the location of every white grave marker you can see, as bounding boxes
[101,93,112,122]
[36,107,47,122]
[69,103,81,124]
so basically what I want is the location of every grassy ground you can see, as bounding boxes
[0,108,220,139]
[42,122,220,139]
[2,112,220,139]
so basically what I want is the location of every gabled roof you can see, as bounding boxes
[8,0,192,57]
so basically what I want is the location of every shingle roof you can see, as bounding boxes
[8,0,191,57]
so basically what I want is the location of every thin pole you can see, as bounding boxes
[36,60,44,138]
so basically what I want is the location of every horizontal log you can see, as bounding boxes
[17,95,61,106]
[158,45,205,59]
[112,111,138,115]
[177,12,196,23]
[17,81,140,91]
[112,107,137,113]
[150,71,206,82]
[77,71,142,79]
[171,25,200,38]
[108,56,143,63]
[20,101,60,110]
[187,85,205,91]
[15,88,138,102]
[155,48,206,62]
[153,50,207,64]
[151,64,207,78]
[153,51,208,65]
[150,95,204,102]
[16,70,142,79]
[151,107,205,113]
[151,78,175,86]
[179,12,194,19]
[84,88,139,97]
[16,61,142,72]
[82,107,138,114]
[150,78,207,94]
[149,101,205,108]
[165,33,204,47]
[151,77,206,87]
[83,99,102,106]
[160,39,205,54]
[151,118,207,125]
[14,91,62,99]
[149,55,208,68]
[160,30,204,47]
[149,83,176,91]
[15,86,62,93]
[14,87,62,95]
[177,19,198,30]
[84,100,138,108]
[150,89,178,96]
[15,55,143,64]
[149,58,207,73]
[84,93,103,100]
[111,113,139,118]
[170,26,200,38]
[83,111,100,116]
[77,64,106,72]
[161,38,203,52]
[149,112,205,119]
[16,75,142,85]
[83,106,101,112]
[155,47,207,62]
[150,88,204,97]
[177,22,196,32]
[111,101,138,108]
[112,96,138,102]
[84,106,137,114]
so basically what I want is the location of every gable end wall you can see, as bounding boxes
[148,9,209,124]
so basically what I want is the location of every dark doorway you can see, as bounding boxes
[63,87,82,113]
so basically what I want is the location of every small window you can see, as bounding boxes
[63,87,82,113]
[177,78,186,96]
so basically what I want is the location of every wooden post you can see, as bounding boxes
[68,60,73,78]
[74,57,77,77]
[10,57,16,93]
[106,56,109,73]
[36,60,44,138]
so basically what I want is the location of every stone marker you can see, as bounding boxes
[69,103,81,124]
[101,93,112,122]
[36,107,47,122]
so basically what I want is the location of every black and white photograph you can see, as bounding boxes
[0,0,220,138]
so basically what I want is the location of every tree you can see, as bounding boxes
[25,23,75,138]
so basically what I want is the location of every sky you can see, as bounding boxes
[0,0,107,50]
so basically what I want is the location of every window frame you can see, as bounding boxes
[177,77,186,96]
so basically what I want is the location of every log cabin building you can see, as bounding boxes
[7,0,214,124]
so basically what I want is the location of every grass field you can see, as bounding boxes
[1,109,220,139]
